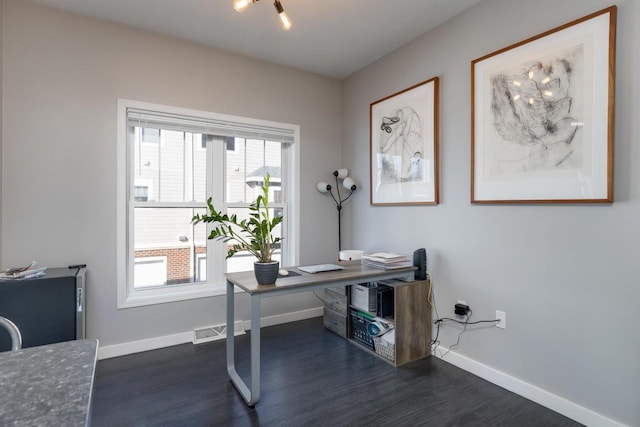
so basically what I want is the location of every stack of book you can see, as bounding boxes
[0,261,47,280]
[362,252,412,270]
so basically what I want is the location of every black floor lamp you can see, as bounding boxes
[316,169,357,251]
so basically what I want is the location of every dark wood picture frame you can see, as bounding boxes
[370,77,439,206]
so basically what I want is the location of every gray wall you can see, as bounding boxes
[1,0,341,346]
[3,0,637,423]
[343,0,638,425]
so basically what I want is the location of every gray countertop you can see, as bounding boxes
[0,339,98,426]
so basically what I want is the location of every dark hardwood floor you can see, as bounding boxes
[92,317,582,427]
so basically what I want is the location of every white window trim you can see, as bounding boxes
[116,99,300,309]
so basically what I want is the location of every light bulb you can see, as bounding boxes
[234,0,252,13]
[343,177,356,191]
[317,182,331,193]
[274,1,292,30]
[336,168,348,179]
[278,10,292,30]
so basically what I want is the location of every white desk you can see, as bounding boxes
[225,261,415,406]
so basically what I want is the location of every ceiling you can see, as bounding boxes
[26,0,483,79]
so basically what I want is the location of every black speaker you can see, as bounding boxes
[413,248,427,280]
[376,285,394,318]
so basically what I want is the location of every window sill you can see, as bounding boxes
[117,281,243,309]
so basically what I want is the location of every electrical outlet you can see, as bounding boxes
[496,310,506,329]
[454,302,470,316]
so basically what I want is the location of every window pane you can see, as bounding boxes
[142,128,160,144]
[196,254,207,281]
[245,139,265,202]
[134,207,207,288]
[225,136,235,151]
[133,128,207,203]
[134,256,166,288]
[265,140,282,171]
[133,185,149,202]
[193,135,208,202]
[226,138,283,203]
[226,138,246,203]
[225,207,282,273]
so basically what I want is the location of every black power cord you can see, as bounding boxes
[434,317,501,326]
[430,305,501,358]
[405,271,503,357]
[441,311,471,358]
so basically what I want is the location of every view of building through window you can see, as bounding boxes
[132,128,283,289]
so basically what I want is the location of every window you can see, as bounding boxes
[117,99,299,308]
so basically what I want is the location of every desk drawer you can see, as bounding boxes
[323,307,347,338]
[324,288,348,316]
[325,286,347,296]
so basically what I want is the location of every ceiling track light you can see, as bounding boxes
[233,0,254,13]
[273,0,292,30]
[232,0,292,31]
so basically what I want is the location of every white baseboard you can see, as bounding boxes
[433,346,626,427]
[98,307,323,360]
[99,331,193,360]
[243,306,323,330]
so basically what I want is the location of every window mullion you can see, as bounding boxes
[209,136,225,283]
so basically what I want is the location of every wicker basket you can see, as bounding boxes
[373,336,395,362]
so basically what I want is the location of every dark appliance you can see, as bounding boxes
[0,267,86,351]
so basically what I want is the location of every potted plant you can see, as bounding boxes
[192,173,283,285]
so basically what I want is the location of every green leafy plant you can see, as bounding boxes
[192,173,282,263]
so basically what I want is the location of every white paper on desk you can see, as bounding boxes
[366,252,406,260]
[298,264,344,273]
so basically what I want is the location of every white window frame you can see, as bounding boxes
[117,99,300,309]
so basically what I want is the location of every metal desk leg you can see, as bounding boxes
[226,280,261,406]
[249,293,261,403]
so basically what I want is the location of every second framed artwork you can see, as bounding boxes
[370,77,439,206]
[471,6,616,203]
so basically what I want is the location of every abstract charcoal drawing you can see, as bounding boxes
[378,107,425,184]
[487,44,584,178]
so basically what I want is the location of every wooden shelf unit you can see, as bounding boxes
[324,279,431,366]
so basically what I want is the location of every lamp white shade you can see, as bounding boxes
[317,182,330,193]
[343,177,356,190]
[336,168,349,179]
